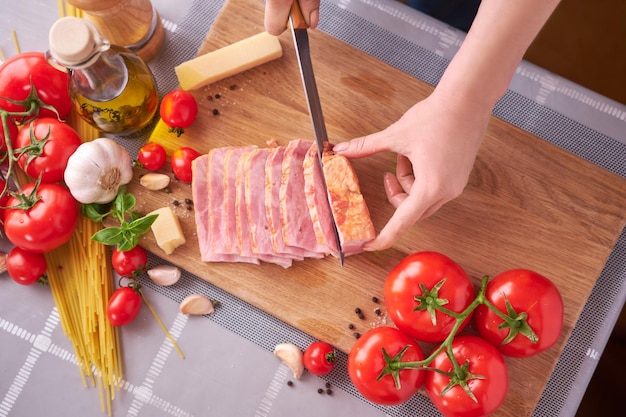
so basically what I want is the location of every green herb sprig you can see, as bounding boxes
[84,188,158,251]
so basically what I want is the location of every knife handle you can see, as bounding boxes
[289,0,309,29]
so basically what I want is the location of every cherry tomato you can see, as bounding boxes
[474,269,564,358]
[107,286,142,326]
[348,326,425,406]
[0,52,72,120]
[6,247,47,285]
[15,118,82,183]
[425,335,508,417]
[1,119,19,165]
[111,246,148,277]
[171,146,200,183]
[303,341,336,376]
[160,90,198,136]
[3,182,79,253]
[137,142,167,171]
[384,251,475,343]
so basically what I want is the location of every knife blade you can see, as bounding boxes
[289,2,345,265]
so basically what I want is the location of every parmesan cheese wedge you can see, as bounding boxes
[175,32,283,91]
[148,206,186,255]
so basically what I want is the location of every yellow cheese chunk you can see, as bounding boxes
[148,206,186,255]
[175,32,283,91]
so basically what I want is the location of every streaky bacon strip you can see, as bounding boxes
[192,140,375,267]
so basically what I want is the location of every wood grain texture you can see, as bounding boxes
[123,0,626,415]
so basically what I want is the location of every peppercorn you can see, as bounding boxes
[212,108,220,116]
[215,93,221,99]
[229,84,238,90]
[354,307,361,314]
[317,388,324,394]
[172,200,180,206]
[348,323,355,330]
[326,389,333,395]
[374,308,381,316]
[358,312,365,320]
[353,332,361,339]
[325,382,331,389]
[287,380,293,387]
[372,296,379,303]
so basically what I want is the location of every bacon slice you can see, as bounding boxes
[322,151,376,255]
[280,140,328,256]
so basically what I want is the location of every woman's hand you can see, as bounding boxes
[264,0,321,35]
[333,88,490,251]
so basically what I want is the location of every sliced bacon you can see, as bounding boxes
[192,140,375,267]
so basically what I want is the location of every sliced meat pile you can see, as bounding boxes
[191,139,375,268]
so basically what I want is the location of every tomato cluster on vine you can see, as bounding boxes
[347,251,564,417]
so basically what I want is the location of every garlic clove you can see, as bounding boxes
[179,294,216,315]
[140,173,171,190]
[147,265,181,286]
[273,342,304,379]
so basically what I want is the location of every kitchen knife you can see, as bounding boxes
[289,1,345,265]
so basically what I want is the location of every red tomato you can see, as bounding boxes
[171,147,200,183]
[6,247,47,285]
[107,286,142,326]
[348,326,425,406]
[425,336,508,417]
[384,251,475,343]
[303,341,336,376]
[0,52,72,120]
[474,269,564,358]
[137,142,167,171]
[3,182,79,253]
[15,118,82,183]
[1,119,19,165]
[111,246,148,277]
[160,90,198,136]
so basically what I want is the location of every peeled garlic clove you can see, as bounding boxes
[147,265,181,286]
[180,294,215,315]
[273,342,304,379]
[140,173,171,190]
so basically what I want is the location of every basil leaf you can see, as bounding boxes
[82,203,110,223]
[91,227,123,246]
[126,213,158,235]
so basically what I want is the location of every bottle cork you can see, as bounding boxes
[65,0,165,62]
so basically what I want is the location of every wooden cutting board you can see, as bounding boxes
[124,0,626,415]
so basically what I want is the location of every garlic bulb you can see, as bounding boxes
[64,138,133,204]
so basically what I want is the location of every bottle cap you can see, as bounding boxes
[48,17,109,67]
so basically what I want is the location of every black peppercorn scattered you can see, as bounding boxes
[215,93,221,99]
[348,323,355,330]
[374,308,381,316]
[173,200,180,206]
[287,380,293,387]
[317,388,324,394]
[353,332,361,339]
[185,198,193,205]
[212,108,220,116]
[326,389,333,395]
[358,312,365,320]
[372,296,379,303]
[325,382,331,389]
[354,307,361,314]
[229,84,238,90]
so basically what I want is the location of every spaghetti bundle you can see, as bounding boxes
[44,214,122,415]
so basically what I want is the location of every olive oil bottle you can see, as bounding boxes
[47,17,158,135]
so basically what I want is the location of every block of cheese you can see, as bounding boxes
[175,32,283,90]
[148,206,186,255]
